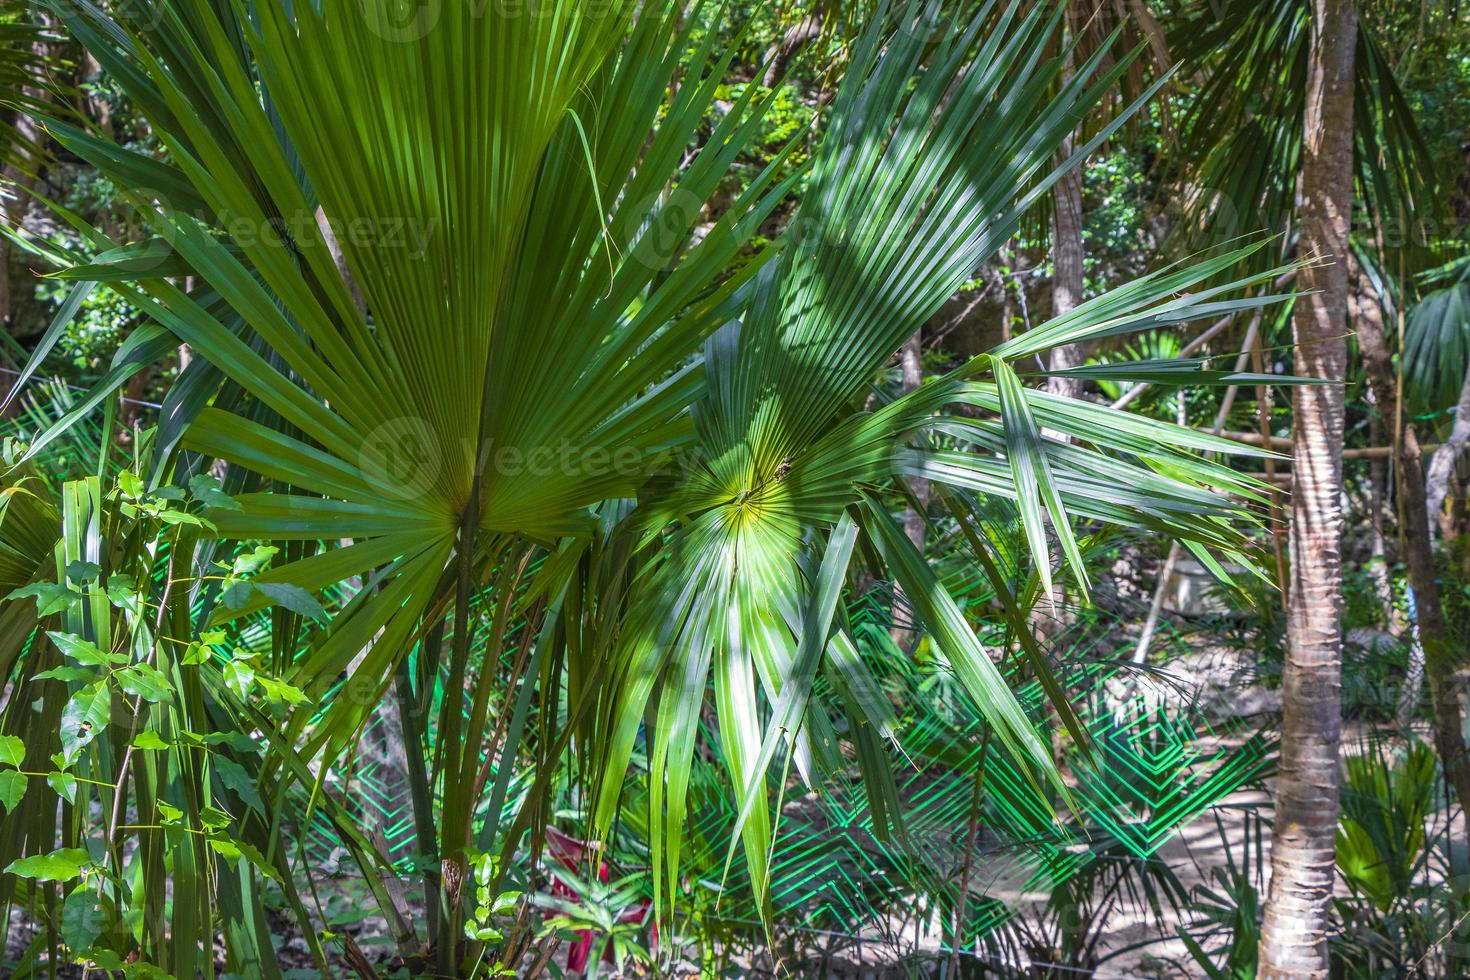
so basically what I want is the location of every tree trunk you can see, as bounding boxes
[1044,131,1087,399]
[1252,331,1290,593]
[1045,10,1087,401]
[762,14,822,88]
[1258,2,1356,976]
[1365,415,1398,624]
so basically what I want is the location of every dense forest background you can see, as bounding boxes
[3,1,1470,977]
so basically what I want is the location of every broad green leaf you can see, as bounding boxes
[256,675,308,706]
[47,631,127,667]
[251,583,327,621]
[104,574,140,612]
[117,470,143,499]
[33,666,97,684]
[223,660,255,700]
[220,581,253,611]
[0,770,26,814]
[207,837,282,883]
[0,734,24,767]
[200,806,232,830]
[60,681,110,763]
[212,756,264,813]
[229,544,278,578]
[64,560,100,585]
[156,509,207,527]
[116,664,173,703]
[187,474,242,511]
[47,771,78,804]
[9,582,79,617]
[5,847,91,882]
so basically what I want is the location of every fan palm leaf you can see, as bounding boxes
[1402,255,1470,411]
[23,0,795,757]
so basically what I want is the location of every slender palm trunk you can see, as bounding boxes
[1259,1,1355,975]
[1365,416,1398,625]
[1253,332,1290,592]
[1045,7,1087,400]
[1044,129,1087,399]
[1352,285,1424,727]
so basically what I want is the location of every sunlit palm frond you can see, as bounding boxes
[589,2,1296,916]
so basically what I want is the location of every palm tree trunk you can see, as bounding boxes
[1046,9,1087,400]
[1044,131,1087,400]
[1356,303,1470,972]
[1258,1,1355,975]
[1252,332,1290,593]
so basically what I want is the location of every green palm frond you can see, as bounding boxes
[1404,282,1470,411]
[1403,256,1470,411]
